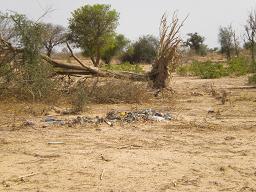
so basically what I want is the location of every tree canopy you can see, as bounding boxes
[69,4,119,67]
[185,32,207,55]
[42,23,66,57]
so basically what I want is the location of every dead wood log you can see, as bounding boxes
[41,52,148,81]
[226,86,256,89]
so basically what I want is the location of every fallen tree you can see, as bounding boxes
[0,13,185,89]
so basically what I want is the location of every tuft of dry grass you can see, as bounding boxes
[71,79,153,105]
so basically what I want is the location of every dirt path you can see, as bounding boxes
[0,75,256,192]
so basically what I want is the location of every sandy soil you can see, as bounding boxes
[0,75,256,192]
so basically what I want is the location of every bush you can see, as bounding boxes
[71,79,151,104]
[227,57,250,76]
[248,74,256,85]
[178,57,252,79]
[177,61,228,79]
[71,84,87,112]
[120,35,158,64]
[90,80,151,104]
[0,13,58,101]
[177,65,190,76]
[102,62,144,73]
[120,46,135,63]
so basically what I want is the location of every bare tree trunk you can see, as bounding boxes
[251,42,256,72]
[47,48,52,58]
[95,47,101,67]
[149,59,170,89]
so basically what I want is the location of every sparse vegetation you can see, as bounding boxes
[102,62,144,73]
[178,57,252,79]
[0,13,58,101]
[1,3,256,192]
[227,57,250,76]
[248,74,256,85]
[71,79,152,104]
[42,23,67,57]
[71,84,87,112]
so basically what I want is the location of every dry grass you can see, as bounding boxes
[71,79,153,106]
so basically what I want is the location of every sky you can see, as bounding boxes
[1,0,256,48]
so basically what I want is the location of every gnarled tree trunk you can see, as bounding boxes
[149,13,185,89]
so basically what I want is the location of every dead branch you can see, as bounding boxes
[149,13,186,89]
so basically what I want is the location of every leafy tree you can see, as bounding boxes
[101,34,129,64]
[218,25,237,59]
[245,9,256,72]
[185,32,207,55]
[120,45,135,63]
[42,23,66,57]
[0,12,55,100]
[132,35,158,63]
[69,4,119,67]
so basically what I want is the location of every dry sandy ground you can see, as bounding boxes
[0,75,256,192]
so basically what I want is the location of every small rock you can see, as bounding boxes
[23,120,35,126]
[208,108,215,114]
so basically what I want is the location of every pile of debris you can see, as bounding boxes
[105,109,172,123]
[67,109,172,126]
[24,109,173,128]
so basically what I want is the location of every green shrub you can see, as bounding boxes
[177,58,253,79]
[248,74,256,85]
[177,61,228,79]
[103,62,144,73]
[227,57,250,76]
[0,13,58,101]
[191,61,228,79]
[177,65,190,76]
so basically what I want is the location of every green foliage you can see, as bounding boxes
[120,45,135,63]
[248,74,256,85]
[177,65,190,76]
[69,4,119,66]
[102,62,144,73]
[196,62,227,79]
[178,57,252,79]
[132,35,158,63]
[218,25,236,59]
[101,34,129,64]
[120,35,158,64]
[185,32,207,56]
[227,57,250,76]
[177,61,228,79]
[0,13,57,101]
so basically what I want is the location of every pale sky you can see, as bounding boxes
[1,0,256,48]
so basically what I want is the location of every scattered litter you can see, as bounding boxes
[24,109,172,128]
[44,116,65,125]
[105,109,172,123]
